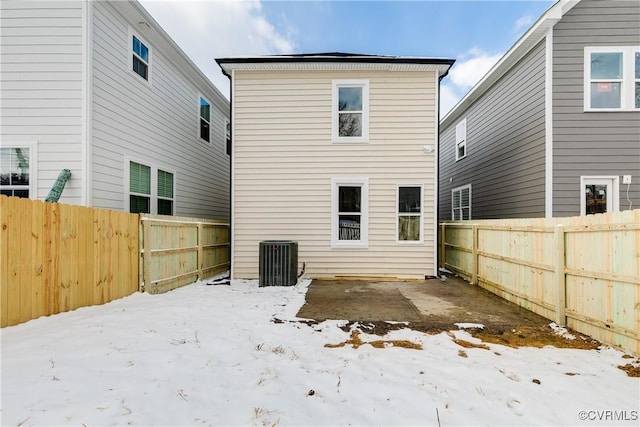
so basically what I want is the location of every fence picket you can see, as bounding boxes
[441,209,640,355]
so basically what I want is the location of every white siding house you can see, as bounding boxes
[1,0,230,219]
[217,54,454,280]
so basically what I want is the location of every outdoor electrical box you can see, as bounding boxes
[259,241,298,287]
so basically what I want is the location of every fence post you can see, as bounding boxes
[554,224,566,326]
[143,219,151,293]
[472,225,478,285]
[197,222,204,280]
[440,223,446,270]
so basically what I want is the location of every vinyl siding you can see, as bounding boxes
[0,0,84,204]
[439,40,547,220]
[233,70,438,279]
[552,0,640,216]
[90,1,230,219]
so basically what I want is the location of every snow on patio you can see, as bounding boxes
[1,277,638,426]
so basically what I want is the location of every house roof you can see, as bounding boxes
[440,0,579,129]
[216,52,455,79]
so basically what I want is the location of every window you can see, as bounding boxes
[584,46,640,111]
[580,176,619,216]
[128,160,174,215]
[225,119,231,155]
[200,97,210,142]
[397,186,423,243]
[455,118,467,161]
[157,169,174,215]
[332,80,369,142]
[0,147,31,198]
[129,161,151,213]
[331,178,369,248]
[131,34,150,81]
[452,184,471,220]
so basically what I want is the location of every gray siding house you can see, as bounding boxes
[439,0,639,220]
[1,0,230,219]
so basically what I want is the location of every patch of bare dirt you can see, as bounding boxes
[469,325,601,350]
[325,330,422,350]
[618,362,640,377]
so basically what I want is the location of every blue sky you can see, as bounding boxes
[139,0,555,115]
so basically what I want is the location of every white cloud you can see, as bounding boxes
[439,83,459,119]
[440,49,503,118]
[139,0,295,99]
[513,14,534,33]
[449,50,503,89]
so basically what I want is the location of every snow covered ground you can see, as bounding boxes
[2,277,638,426]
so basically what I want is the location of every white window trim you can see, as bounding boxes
[0,144,37,200]
[579,176,619,216]
[125,156,176,215]
[396,184,424,244]
[455,118,467,161]
[452,184,472,220]
[584,46,639,112]
[331,79,370,143]
[331,178,369,249]
[199,94,211,143]
[128,28,152,85]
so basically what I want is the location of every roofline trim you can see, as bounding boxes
[216,56,455,78]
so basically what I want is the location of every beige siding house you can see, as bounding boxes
[217,54,454,280]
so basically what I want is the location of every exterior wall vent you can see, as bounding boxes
[259,241,298,287]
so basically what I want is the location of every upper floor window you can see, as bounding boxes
[455,118,467,161]
[0,147,31,198]
[584,46,640,111]
[128,160,175,215]
[452,184,471,220]
[132,34,150,81]
[200,97,211,142]
[332,80,369,143]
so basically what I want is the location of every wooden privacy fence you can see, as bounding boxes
[1,196,231,327]
[1,195,139,327]
[440,209,640,355]
[140,214,230,294]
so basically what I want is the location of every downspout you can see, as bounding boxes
[436,66,453,277]
[229,69,234,280]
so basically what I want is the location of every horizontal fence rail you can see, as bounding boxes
[1,196,231,327]
[440,209,640,355]
[140,215,230,294]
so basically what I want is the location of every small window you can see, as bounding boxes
[331,178,369,248]
[132,35,150,81]
[129,161,151,213]
[397,186,423,243]
[332,80,369,142]
[128,160,174,215]
[157,169,174,215]
[584,46,640,111]
[455,118,467,161]
[0,147,30,198]
[225,119,231,155]
[200,97,210,142]
[452,184,471,220]
[580,176,619,216]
